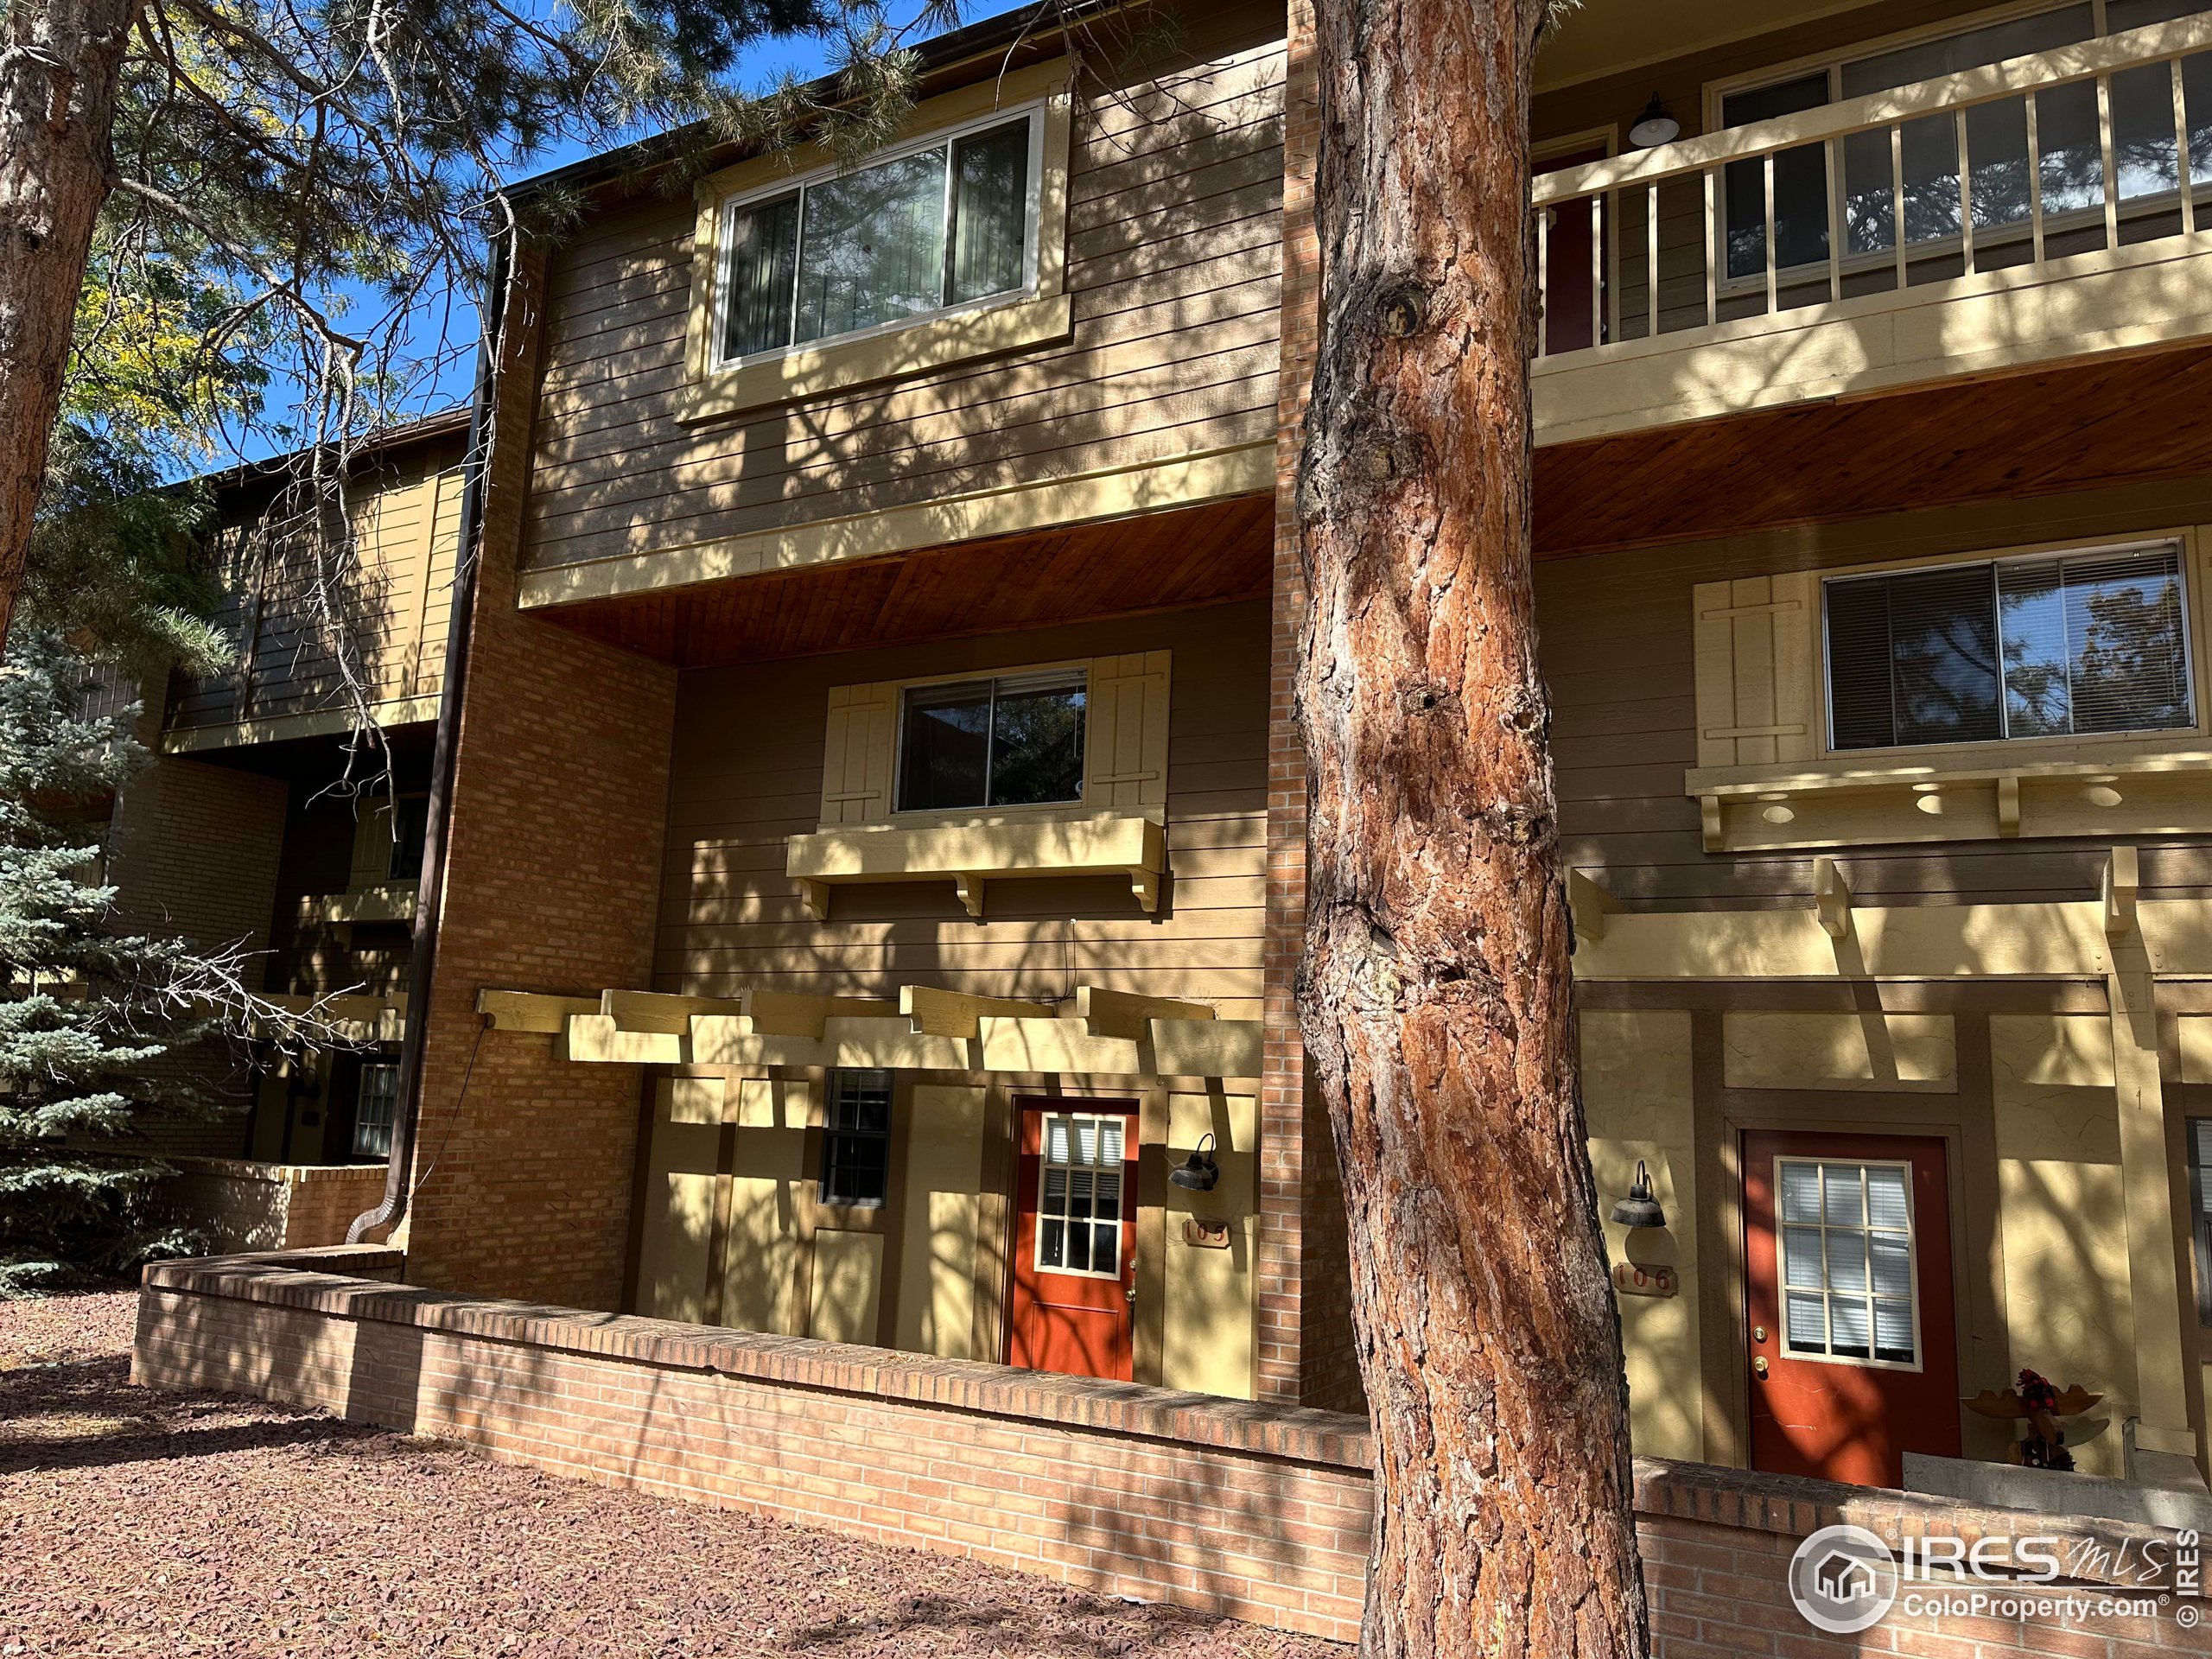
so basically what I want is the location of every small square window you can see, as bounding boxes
[897,670,1085,813]
[821,1070,893,1207]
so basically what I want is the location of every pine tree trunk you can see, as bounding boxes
[1292,1,1649,1655]
[0,0,140,646]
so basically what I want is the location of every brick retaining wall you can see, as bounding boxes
[135,1257,2211,1650]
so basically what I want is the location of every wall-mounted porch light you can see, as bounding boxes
[1170,1134,1221,1192]
[1610,1159,1666,1229]
[1628,95,1680,149]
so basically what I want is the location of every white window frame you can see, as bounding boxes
[1032,1110,1129,1281]
[891,662,1090,817]
[1773,1155,1928,1375]
[1818,534,2200,755]
[714,99,1049,372]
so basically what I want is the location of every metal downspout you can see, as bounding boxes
[346,244,509,1245]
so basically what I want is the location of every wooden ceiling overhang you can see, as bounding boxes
[529,493,1274,668]
[1534,343,2212,561]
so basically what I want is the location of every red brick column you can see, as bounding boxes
[1258,0,1341,1408]
[397,251,679,1310]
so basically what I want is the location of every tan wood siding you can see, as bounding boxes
[168,430,467,737]
[658,601,1267,1016]
[1542,472,2212,908]
[519,8,1286,579]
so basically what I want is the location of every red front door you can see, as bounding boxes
[1745,1129,1961,1488]
[1009,1102,1139,1381]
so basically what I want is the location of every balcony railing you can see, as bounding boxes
[1532,12,2212,363]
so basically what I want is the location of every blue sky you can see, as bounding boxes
[227,7,941,466]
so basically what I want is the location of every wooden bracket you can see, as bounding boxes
[1814,855,1852,939]
[1566,868,1618,945]
[1130,868,1161,913]
[1699,796,1724,853]
[2103,844,2139,937]
[1997,774,2021,838]
[796,879,830,923]
[953,872,985,919]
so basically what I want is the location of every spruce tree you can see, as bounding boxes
[0,630,221,1294]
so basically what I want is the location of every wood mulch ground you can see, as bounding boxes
[1,1289,1348,1659]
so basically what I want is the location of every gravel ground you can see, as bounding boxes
[2,1291,1347,1659]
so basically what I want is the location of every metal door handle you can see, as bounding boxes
[1752,1325,1768,1343]
[1753,1356,1770,1377]
[1124,1280,1136,1303]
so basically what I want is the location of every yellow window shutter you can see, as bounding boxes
[1084,651,1172,810]
[820,683,896,824]
[1693,576,1815,767]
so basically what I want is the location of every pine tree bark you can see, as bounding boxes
[1292,0,1649,1655]
[0,0,141,647]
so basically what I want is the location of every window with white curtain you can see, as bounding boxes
[1823,540,2195,750]
[719,109,1039,363]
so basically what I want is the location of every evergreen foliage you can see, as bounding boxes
[0,632,220,1295]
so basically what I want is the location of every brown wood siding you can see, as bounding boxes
[1540,472,2212,909]
[657,601,1267,1015]
[519,9,1287,576]
[168,430,467,735]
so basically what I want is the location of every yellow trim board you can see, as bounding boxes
[164,693,442,754]
[1534,235,2212,447]
[787,810,1166,919]
[1568,894,2212,982]
[516,442,1273,611]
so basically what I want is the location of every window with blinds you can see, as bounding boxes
[719,110,1037,363]
[1777,1158,1921,1368]
[1825,542,2194,750]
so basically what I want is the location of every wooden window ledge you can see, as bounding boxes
[1687,742,2212,852]
[785,810,1166,920]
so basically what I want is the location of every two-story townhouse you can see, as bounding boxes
[327,0,2212,1502]
[106,412,466,1250]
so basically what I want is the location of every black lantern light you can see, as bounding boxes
[1610,1159,1666,1229]
[1170,1133,1221,1192]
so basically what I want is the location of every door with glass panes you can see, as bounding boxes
[1743,1130,1961,1487]
[1009,1102,1140,1381]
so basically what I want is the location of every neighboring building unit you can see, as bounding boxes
[110,412,465,1248]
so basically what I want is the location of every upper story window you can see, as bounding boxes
[718,109,1040,365]
[897,669,1086,813]
[1824,540,2193,750]
[1716,0,2210,282]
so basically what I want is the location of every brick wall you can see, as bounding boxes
[137,1258,2210,1653]
[397,250,679,1310]
[105,753,290,1158]
[154,1160,390,1251]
